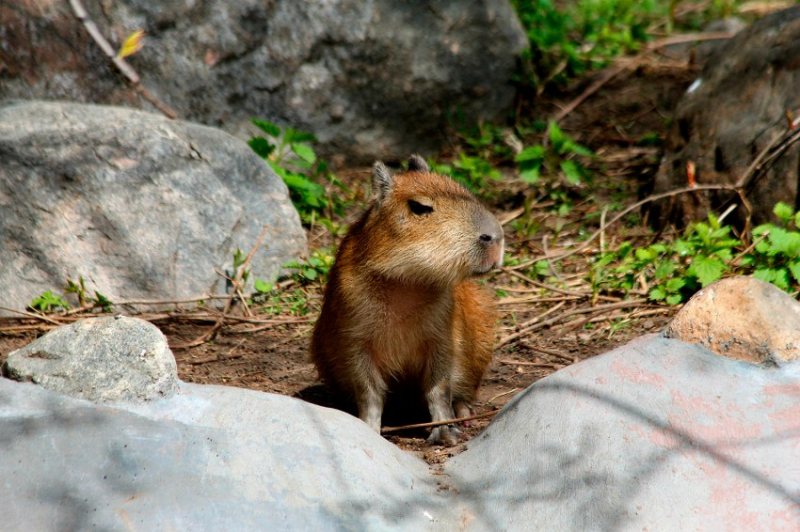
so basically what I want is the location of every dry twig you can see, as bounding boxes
[381,410,499,434]
[69,0,177,119]
[175,226,270,348]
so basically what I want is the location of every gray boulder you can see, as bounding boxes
[447,335,800,530]
[0,100,306,315]
[0,0,527,163]
[0,378,440,531]
[3,316,178,402]
[654,6,800,225]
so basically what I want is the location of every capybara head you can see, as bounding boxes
[361,155,504,286]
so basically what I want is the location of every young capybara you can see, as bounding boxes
[310,155,504,445]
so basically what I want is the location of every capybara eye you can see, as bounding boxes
[408,199,433,215]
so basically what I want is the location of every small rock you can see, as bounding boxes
[663,276,800,366]
[2,317,178,402]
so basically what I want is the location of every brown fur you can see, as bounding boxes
[310,156,503,445]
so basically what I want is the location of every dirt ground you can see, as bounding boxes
[0,39,697,463]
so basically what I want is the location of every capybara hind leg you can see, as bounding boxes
[357,380,386,433]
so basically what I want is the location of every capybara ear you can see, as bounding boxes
[372,161,394,204]
[407,154,430,173]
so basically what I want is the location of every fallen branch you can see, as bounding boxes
[497,299,648,348]
[69,0,178,119]
[175,226,269,348]
[547,184,748,262]
[380,410,499,434]
[499,359,564,369]
[0,306,64,326]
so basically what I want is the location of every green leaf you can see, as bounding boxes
[251,119,281,138]
[29,291,70,312]
[233,249,246,269]
[91,291,113,311]
[292,143,317,164]
[654,261,675,280]
[674,239,694,256]
[774,201,794,222]
[254,279,274,293]
[774,268,791,290]
[769,228,800,257]
[560,160,582,185]
[284,127,317,145]
[515,145,546,163]
[519,165,541,184]
[666,293,684,305]
[789,260,800,283]
[302,268,318,281]
[688,255,725,286]
[547,121,565,148]
[665,277,686,292]
[753,268,776,283]
[248,136,275,159]
[564,140,594,158]
[635,247,657,262]
[648,287,666,301]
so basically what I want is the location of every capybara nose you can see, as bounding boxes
[477,215,504,247]
[479,232,496,244]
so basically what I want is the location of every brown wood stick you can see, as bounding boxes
[70,0,178,119]
[380,410,499,434]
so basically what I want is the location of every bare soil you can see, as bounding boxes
[0,41,695,462]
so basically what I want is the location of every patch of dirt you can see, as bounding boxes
[0,41,692,462]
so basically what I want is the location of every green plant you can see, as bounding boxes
[513,121,593,215]
[744,202,800,290]
[64,276,114,312]
[430,153,503,193]
[591,213,739,305]
[29,291,70,313]
[282,248,336,283]
[515,121,593,185]
[512,0,662,88]
[248,119,347,225]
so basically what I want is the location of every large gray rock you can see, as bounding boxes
[0,100,306,315]
[0,0,527,163]
[2,324,800,530]
[665,276,800,366]
[3,317,178,402]
[447,335,800,530]
[654,6,800,226]
[0,378,440,531]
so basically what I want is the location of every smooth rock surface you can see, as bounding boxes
[0,100,306,315]
[0,0,527,163]
[3,317,177,403]
[448,335,800,531]
[664,276,800,365]
[654,6,800,225]
[0,378,440,531]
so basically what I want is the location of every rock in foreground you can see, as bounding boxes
[2,314,799,530]
[449,335,800,530]
[3,316,178,402]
